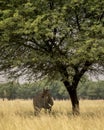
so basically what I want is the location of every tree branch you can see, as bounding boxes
[72,61,92,88]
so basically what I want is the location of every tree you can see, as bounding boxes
[0,84,7,100]
[0,0,104,115]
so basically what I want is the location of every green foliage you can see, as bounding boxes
[0,82,17,100]
[0,79,104,100]
[0,79,68,99]
[0,0,104,81]
[78,79,104,99]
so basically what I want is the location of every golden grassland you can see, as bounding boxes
[0,99,104,130]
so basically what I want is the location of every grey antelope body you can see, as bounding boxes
[33,89,54,115]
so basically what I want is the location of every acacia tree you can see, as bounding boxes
[0,0,104,115]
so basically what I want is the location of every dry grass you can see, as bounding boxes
[0,99,104,130]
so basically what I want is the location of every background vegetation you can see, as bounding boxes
[0,78,104,100]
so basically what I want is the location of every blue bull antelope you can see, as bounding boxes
[33,89,54,115]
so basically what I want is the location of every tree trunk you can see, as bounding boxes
[63,81,80,115]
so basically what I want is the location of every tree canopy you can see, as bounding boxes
[0,0,104,114]
[0,0,104,79]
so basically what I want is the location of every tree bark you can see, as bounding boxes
[63,80,80,115]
